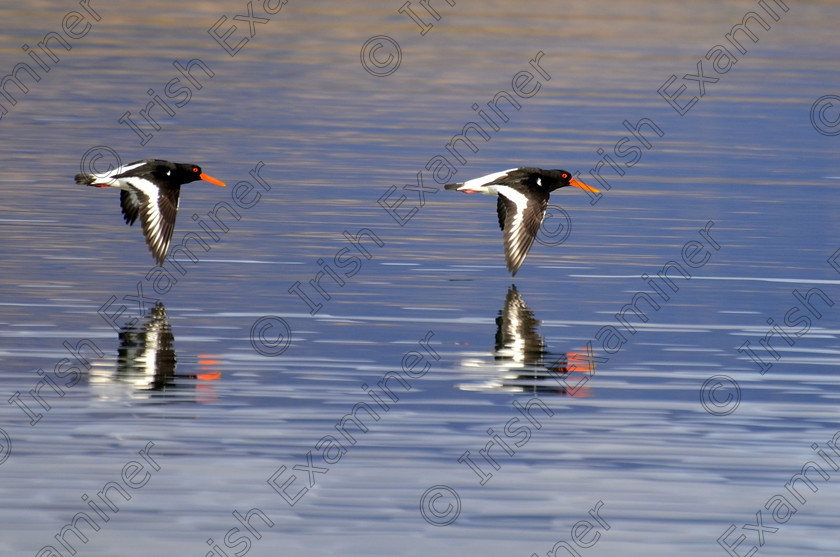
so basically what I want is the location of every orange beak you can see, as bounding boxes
[200,172,226,187]
[570,177,599,193]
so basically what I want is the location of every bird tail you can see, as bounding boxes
[75,173,95,185]
[75,172,116,188]
[445,182,484,195]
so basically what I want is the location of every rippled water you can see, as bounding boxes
[2,1,840,555]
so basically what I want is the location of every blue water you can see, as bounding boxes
[1,1,840,555]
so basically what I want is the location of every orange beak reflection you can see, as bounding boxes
[570,177,599,193]
[200,173,226,187]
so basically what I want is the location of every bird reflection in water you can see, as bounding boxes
[116,302,177,390]
[458,285,593,396]
[111,302,220,400]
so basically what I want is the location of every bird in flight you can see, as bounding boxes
[445,168,598,276]
[76,159,226,264]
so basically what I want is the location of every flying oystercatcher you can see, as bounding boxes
[444,168,598,276]
[75,159,226,264]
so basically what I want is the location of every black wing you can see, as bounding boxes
[128,182,181,265]
[120,189,141,226]
[496,189,548,276]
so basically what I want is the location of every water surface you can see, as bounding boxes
[2,1,840,555]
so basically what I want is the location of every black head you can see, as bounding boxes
[163,162,226,187]
[549,169,598,193]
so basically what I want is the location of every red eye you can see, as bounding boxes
[193,167,199,172]
[562,173,568,178]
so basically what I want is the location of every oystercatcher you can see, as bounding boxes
[75,159,226,264]
[444,168,598,276]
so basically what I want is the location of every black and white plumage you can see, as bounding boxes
[444,168,598,276]
[75,159,225,264]
[458,284,590,394]
[117,302,177,390]
[495,284,545,366]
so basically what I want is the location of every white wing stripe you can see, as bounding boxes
[128,177,163,199]
[458,168,517,192]
[92,161,147,183]
[493,185,530,213]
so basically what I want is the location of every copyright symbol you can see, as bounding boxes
[360,35,402,77]
[250,316,292,357]
[80,146,122,185]
[0,427,11,466]
[419,485,461,527]
[810,95,840,136]
[536,205,572,247]
[700,375,741,416]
